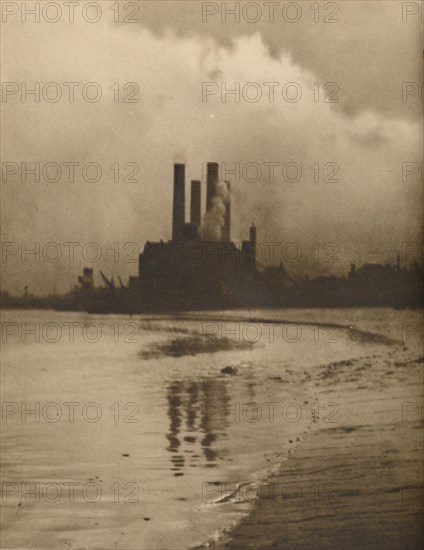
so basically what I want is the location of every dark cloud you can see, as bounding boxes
[134,1,422,121]
[347,127,388,148]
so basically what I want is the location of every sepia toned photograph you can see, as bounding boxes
[0,1,423,548]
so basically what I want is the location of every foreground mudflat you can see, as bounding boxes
[1,308,422,549]
[203,345,423,549]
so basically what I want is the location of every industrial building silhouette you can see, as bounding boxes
[3,162,422,312]
[127,162,261,310]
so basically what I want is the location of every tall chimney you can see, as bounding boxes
[206,162,219,212]
[222,181,231,242]
[190,180,201,226]
[172,164,185,241]
[250,222,257,244]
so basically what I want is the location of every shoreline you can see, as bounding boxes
[196,346,423,550]
[1,308,422,549]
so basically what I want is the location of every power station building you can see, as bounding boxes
[74,162,424,313]
[128,162,260,310]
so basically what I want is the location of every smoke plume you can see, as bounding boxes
[201,181,230,241]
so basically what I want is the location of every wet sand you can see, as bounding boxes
[199,340,424,549]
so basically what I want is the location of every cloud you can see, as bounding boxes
[134,0,423,121]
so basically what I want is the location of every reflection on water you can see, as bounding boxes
[246,378,256,400]
[166,378,231,476]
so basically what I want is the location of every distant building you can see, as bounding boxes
[70,162,423,313]
[129,162,260,310]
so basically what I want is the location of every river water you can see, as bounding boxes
[1,308,422,549]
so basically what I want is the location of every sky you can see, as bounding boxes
[1,0,423,295]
